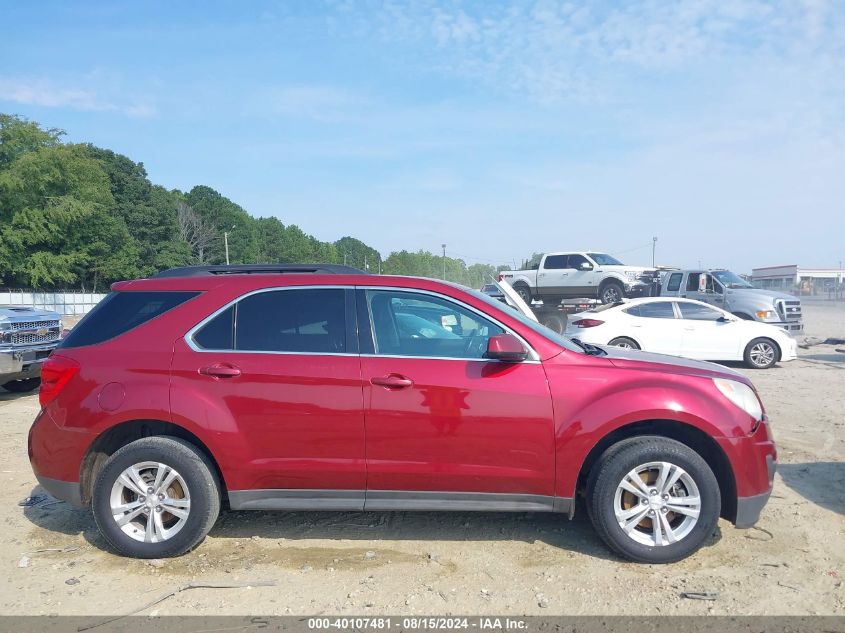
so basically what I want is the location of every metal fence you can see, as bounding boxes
[0,290,106,315]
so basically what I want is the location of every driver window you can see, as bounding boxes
[366,290,504,359]
[568,254,590,270]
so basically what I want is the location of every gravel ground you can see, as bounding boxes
[0,303,842,616]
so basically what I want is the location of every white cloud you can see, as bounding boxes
[0,76,157,118]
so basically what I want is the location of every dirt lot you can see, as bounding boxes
[1,303,843,616]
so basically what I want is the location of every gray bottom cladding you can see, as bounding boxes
[228,489,574,515]
[34,479,770,529]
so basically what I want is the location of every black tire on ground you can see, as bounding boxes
[586,436,721,564]
[1,378,41,392]
[92,436,220,558]
[540,313,566,334]
[600,281,624,304]
[513,283,533,304]
[607,337,640,350]
[743,337,779,369]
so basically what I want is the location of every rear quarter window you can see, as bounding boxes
[59,291,199,348]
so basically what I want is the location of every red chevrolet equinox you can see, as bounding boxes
[28,265,776,563]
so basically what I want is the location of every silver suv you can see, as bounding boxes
[0,305,63,392]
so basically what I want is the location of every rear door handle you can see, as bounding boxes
[371,375,414,389]
[200,363,242,378]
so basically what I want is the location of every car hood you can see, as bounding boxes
[600,345,748,383]
[0,305,60,321]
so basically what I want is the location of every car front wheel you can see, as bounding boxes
[600,282,624,304]
[744,337,779,369]
[587,436,720,563]
[92,436,220,558]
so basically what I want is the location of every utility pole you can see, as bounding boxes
[223,224,235,265]
[652,236,658,268]
[442,244,447,280]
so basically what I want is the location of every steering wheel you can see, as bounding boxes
[463,335,488,359]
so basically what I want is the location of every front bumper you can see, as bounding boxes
[36,475,83,507]
[735,454,776,528]
[770,320,803,334]
[0,343,56,382]
[624,282,658,298]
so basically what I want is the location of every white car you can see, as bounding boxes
[564,297,798,369]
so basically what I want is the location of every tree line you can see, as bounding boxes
[0,114,506,292]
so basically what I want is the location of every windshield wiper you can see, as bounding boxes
[570,338,607,356]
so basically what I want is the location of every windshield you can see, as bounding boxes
[454,284,583,353]
[587,253,624,266]
[711,270,753,289]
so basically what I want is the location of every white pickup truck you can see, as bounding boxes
[499,252,659,305]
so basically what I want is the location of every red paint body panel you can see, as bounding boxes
[29,272,776,522]
[170,338,366,491]
[362,356,554,494]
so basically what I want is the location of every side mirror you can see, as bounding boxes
[580,262,593,270]
[485,333,529,362]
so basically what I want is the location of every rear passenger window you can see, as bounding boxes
[235,289,346,353]
[666,273,682,292]
[543,255,569,269]
[193,306,234,350]
[60,291,199,348]
[634,302,676,319]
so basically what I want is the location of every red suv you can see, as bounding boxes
[28,265,776,563]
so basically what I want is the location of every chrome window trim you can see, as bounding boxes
[358,285,540,362]
[184,285,351,354]
[184,283,540,362]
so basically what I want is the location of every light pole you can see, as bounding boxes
[223,225,235,265]
[652,236,657,268]
[441,244,447,280]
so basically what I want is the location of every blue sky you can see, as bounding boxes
[2,1,843,272]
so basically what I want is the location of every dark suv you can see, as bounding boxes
[29,265,776,563]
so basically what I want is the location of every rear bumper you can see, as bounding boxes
[35,475,83,507]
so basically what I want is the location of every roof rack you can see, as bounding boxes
[151,264,367,278]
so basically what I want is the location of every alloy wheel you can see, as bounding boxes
[749,342,776,368]
[109,461,191,543]
[613,461,701,547]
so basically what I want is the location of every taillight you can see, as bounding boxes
[39,354,80,408]
[571,318,605,328]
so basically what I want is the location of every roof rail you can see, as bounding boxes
[151,264,367,278]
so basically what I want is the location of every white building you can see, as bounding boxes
[751,264,845,296]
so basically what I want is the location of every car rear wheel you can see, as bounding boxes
[92,436,220,558]
[587,436,720,563]
[600,282,624,304]
[744,337,779,369]
[608,337,640,350]
[1,378,41,392]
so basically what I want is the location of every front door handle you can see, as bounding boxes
[371,375,414,389]
[200,363,242,378]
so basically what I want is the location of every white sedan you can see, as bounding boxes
[564,297,798,369]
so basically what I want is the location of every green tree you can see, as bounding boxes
[0,114,64,169]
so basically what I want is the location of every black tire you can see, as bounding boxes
[743,337,779,369]
[586,436,720,564]
[540,313,566,334]
[92,436,220,558]
[2,378,41,392]
[600,281,624,304]
[608,337,640,350]
[513,283,533,304]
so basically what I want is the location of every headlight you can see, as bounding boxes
[625,271,639,280]
[713,378,763,421]
[755,310,775,319]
